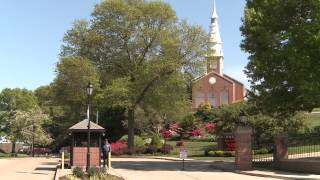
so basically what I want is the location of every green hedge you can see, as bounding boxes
[206,150,235,157]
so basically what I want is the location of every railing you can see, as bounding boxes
[252,136,274,168]
[288,135,320,160]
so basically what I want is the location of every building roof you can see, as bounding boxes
[223,74,244,86]
[69,119,105,132]
[193,71,234,85]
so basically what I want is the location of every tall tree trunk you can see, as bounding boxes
[11,140,16,157]
[127,108,135,154]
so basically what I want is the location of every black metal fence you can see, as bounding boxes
[252,135,274,168]
[288,135,320,160]
[252,134,320,169]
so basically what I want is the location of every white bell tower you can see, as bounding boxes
[207,0,224,75]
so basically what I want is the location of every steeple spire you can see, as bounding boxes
[212,0,218,19]
[207,0,224,75]
[210,0,222,45]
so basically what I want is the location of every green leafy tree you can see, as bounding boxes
[35,85,68,147]
[4,109,52,156]
[0,88,38,111]
[241,0,320,115]
[194,101,306,146]
[49,56,100,146]
[21,108,53,146]
[0,88,39,153]
[52,56,99,122]
[61,0,209,152]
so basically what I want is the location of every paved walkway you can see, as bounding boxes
[110,158,278,180]
[0,157,59,180]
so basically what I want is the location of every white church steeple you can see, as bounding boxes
[207,0,224,75]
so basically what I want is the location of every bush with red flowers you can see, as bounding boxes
[161,129,172,138]
[204,122,216,133]
[111,140,128,156]
[176,141,185,147]
[190,129,204,137]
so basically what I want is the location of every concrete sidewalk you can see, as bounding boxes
[113,156,320,180]
[110,157,278,180]
[236,170,320,180]
[0,157,59,180]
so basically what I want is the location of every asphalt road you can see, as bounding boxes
[0,157,59,180]
[110,158,278,180]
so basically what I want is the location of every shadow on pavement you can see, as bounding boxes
[16,171,49,175]
[41,162,59,166]
[112,160,235,172]
[34,167,56,171]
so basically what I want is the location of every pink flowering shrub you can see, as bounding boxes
[190,129,204,137]
[111,140,128,156]
[161,129,172,138]
[204,122,216,133]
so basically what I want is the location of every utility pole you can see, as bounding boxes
[96,111,99,124]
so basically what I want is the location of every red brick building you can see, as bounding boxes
[192,0,246,109]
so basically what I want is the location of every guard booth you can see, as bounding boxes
[69,119,105,168]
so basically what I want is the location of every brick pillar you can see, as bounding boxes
[274,133,288,168]
[235,126,253,171]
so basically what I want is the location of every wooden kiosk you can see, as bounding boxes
[69,119,105,167]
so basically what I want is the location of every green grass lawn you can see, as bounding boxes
[313,108,320,112]
[117,141,234,161]
[165,140,235,161]
[0,153,29,158]
[305,110,320,128]
[288,145,320,155]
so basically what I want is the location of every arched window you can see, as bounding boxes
[220,90,229,105]
[208,91,217,107]
[195,91,205,108]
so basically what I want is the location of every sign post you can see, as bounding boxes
[179,148,187,171]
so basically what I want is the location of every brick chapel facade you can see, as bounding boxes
[192,0,246,109]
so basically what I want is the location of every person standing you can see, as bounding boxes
[102,139,111,167]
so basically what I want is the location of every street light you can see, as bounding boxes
[86,81,93,171]
[239,110,248,126]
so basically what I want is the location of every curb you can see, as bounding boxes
[146,156,194,162]
[235,170,320,180]
[53,166,59,180]
[114,156,194,162]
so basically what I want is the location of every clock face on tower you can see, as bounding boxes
[209,77,216,85]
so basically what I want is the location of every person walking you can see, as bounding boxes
[102,139,111,167]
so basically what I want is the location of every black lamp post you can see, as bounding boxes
[86,82,93,171]
[239,110,248,126]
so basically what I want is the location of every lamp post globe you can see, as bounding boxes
[87,82,93,96]
[239,110,247,125]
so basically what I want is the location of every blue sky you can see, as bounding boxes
[0,0,248,91]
